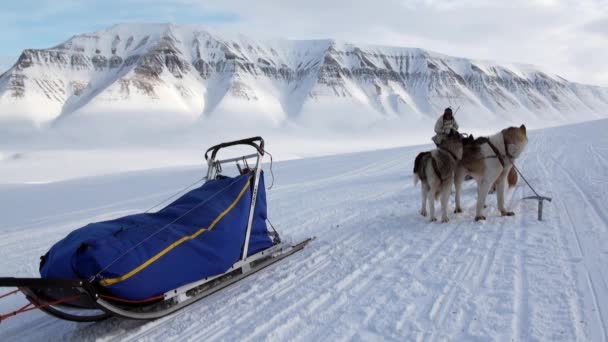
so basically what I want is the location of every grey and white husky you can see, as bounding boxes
[413,134,464,223]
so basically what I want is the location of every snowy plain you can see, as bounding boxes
[0,119,607,341]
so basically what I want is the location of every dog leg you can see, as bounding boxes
[497,172,514,216]
[475,178,492,221]
[489,182,496,194]
[420,183,428,217]
[454,168,465,214]
[440,180,452,222]
[429,184,437,222]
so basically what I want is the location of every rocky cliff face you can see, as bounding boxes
[1,23,607,127]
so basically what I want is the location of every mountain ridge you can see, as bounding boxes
[1,23,607,129]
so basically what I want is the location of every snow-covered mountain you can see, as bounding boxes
[1,23,607,129]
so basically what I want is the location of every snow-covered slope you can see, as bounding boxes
[1,23,607,130]
[1,119,607,341]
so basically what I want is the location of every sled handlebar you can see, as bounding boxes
[205,136,265,161]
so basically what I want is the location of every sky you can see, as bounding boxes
[1,0,607,86]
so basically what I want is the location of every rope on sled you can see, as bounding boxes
[145,176,208,213]
[99,293,164,304]
[0,289,19,300]
[0,294,82,323]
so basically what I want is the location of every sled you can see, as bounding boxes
[0,137,312,322]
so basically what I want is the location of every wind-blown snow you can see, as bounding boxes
[1,119,607,341]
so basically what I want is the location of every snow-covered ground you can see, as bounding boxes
[1,119,607,341]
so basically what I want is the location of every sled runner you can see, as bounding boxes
[0,137,312,322]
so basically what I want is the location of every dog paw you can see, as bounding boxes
[475,215,486,221]
[420,209,428,217]
[430,217,437,222]
[501,211,515,216]
[441,217,449,223]
[454,208,463,214]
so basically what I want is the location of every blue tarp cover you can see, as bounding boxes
[40,173,273,300]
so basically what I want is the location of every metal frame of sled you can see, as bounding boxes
[0,137,312,323]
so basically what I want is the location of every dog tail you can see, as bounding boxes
[413,152,427,187]
[508,167,518,188]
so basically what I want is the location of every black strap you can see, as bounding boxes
[503,136,514,159]
[486,140,505,167]
[431,157,445,181]
[419,151,451,182]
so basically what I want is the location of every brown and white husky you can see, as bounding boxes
[454,125,528,221]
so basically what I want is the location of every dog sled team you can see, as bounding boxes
[414,107,528,222]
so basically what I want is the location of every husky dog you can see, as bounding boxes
[414,133,464,223]
[454,125,528,221]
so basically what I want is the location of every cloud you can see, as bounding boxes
[191,0,608,86]
[583,17,608,38]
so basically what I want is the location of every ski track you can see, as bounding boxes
[1,120,608,341]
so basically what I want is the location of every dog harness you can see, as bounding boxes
[434,148,458,181]
[480,137,513,167]
[431,158,443,181]
[485,140,505,167]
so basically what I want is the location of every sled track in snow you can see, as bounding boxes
[1,120,608,341]
[537,134,608,342]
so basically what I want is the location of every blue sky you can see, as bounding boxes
[1,0,607,86]
[0,0,239,68]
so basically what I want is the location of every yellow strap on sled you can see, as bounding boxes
[100,177,252,287]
